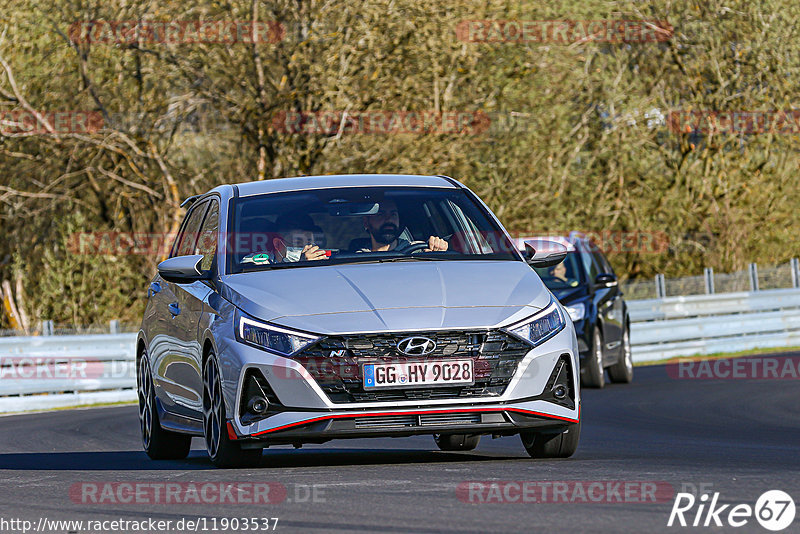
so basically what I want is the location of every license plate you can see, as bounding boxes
[363,360,474,389]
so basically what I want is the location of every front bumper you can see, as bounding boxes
[229,402,580,446]
[215,316,580,443]
[572,319,592,369]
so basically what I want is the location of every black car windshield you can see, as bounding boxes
[227,186,519,272]
[532,251,585,289]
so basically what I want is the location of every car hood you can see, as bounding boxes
[220,260,551,334]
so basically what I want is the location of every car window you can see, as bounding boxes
[532,251,584,289]
[581,247,599,282]
[173,201,209,257]
[593,249,614,275]
[227,186,519,271]
[583,239,615,275]
[195,200,219,270]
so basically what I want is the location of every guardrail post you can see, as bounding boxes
[704,267,715,294]
[655,273,666,298]
[41,320,54,336]
[109,320,119,334]
[792,258,800,289]
[749,263,759,291]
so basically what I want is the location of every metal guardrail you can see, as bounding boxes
[0,333,136,360]
[627,288,800,321]
[621,259,800,300]
[629,288,800,362]
[2,287,800,411]
[0,334,136,412]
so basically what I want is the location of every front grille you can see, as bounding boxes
[293,330,529,403]
[353,412,483,429]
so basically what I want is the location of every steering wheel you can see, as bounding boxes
[394,240,430,254]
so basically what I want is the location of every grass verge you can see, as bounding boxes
[634,345,800,367]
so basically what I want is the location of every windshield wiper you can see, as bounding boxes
[237,253,451,271]
[375,255,449,262]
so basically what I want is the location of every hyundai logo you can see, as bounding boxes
[397,336,436,356]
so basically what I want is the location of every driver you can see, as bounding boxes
[550,262,578,287]
[361,199,448,252]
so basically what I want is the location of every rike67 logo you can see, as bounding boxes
[668,490,795,531]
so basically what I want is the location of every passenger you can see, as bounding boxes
[273,213,329,262]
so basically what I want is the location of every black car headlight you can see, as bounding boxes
[503,298,566,347]
[564,302,586,322]
[237,314,319,356]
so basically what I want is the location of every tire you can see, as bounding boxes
[582,326,605,389]
[608,324,634,384]
[520,420,581,459]
[433,434,480,451]
[203,353,262,468]
[138,352,192,460]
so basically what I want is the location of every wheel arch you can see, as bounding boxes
[136,332,148,365]
[201,333,217,366]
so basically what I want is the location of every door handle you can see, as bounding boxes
[148,281,161,297]
[168,302,181,317]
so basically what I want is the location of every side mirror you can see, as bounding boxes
[595,273,618,287]
[158,255,210,284]
[523,239,568,268]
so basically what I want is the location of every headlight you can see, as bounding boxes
[237,315,319,356]
[504,299,566,347]
[565,303,585,322]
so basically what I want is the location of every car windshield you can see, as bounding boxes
[226,186,519,272]
[532,251,585,289]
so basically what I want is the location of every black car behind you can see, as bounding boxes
[526,236,633,388]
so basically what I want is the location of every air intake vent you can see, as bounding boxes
[353,412,483,429]
[353,415,418,429]
[419,413,482,426]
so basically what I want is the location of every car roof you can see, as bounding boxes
[233,174,459,197]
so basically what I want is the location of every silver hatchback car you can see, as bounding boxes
[137,174,580,467]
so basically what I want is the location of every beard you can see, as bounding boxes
[370,223,401,245]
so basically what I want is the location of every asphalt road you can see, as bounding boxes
[1,353,799,534]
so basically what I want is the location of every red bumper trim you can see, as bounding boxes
[226,421,239,441]
[250,404,580,437]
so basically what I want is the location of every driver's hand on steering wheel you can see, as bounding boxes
[425,236,449,252]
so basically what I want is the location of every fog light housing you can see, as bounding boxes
[544,355,575,409]
[247,396,268,414]
[239,369,282,424]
